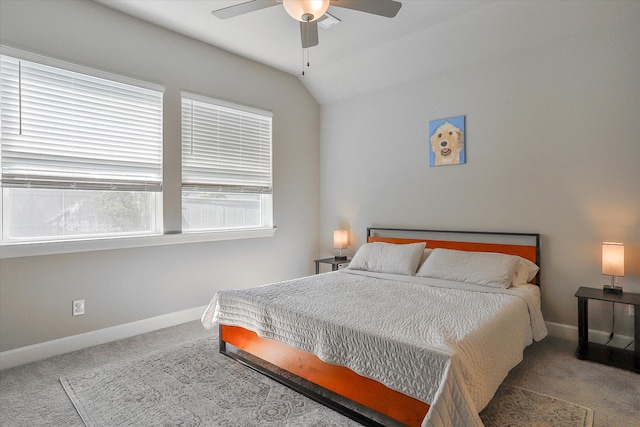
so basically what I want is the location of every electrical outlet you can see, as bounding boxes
[73,299,85,316]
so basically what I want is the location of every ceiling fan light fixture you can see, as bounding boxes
[283,0,330,22]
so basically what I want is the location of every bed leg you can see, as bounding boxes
[218,324,227,353]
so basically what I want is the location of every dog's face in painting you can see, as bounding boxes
[430,122,464,165]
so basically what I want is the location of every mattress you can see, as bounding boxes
[201,269,547,427]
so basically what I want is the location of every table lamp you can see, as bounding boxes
[602,242,624,294]
[333,229,348,261]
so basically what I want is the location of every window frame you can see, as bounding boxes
[0,48,277,259]
[0,228,277,259]
[180,91,274,233]
[0,47,164,246]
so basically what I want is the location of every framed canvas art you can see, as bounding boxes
[429,115,465,167]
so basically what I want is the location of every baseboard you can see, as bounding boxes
[2,315,632,371]
[0,305,207,370]
[545,321,578,341]
[545,321,634,349]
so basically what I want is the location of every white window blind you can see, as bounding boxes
[0,54,163,191]
[181,94,272,193]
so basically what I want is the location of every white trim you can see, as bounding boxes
[180,90,273,118]
[1,45,164,92]
[545,321,578,341]
[545,321,634,348]
[0,305,208,370]
[0,227,277,259]
[1,318,633,370]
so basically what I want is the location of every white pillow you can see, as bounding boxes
[347,242,426,276]
[418,248,434,269]
[416,248,520,289]
[511,257,540,287]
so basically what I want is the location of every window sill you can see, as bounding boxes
[0,228,277,259]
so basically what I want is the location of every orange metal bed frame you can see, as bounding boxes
[219,227,540,426]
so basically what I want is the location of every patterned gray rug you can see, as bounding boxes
[60,334,593,427]
[480,385,593,427]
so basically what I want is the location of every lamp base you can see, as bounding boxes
[334,255,347,261]
[603,286,623,295]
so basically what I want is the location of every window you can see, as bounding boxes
[0,51,163,243]
[181,93,273,232]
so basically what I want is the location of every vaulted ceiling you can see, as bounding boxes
[93,0,640,105]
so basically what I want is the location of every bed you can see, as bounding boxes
[201,227,547,426]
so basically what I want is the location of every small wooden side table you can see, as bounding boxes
[575,286,640,373]
[314,257,351,274]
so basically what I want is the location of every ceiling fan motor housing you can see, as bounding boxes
[283,0,330,22]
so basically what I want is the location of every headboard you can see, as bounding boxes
[366,227,541,285]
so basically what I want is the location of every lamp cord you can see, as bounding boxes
[605,302,615,344]
[605,301,635,350]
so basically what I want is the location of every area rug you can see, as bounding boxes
[60,336,358,427]
[61,334,593,427]
[480,384,593,427]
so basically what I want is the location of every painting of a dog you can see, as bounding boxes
[429,116,465,166]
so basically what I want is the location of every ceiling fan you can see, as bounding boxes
[212,0,402,48]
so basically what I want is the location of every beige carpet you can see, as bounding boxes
[59,329,593,427]
[2,321,636,426]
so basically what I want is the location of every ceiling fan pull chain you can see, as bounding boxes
[302,20,306,76]
[301,21,311,76]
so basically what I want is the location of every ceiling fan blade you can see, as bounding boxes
[329,0,402,18]
[212,0,279,19]
[300,21,319,48]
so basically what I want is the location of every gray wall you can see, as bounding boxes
[320,16,640,336]
[2,0,639,355]
[0,0,321,352]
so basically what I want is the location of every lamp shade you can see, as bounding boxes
[333,229,349,250]
[602,242,624,276]
[283,0,330,22]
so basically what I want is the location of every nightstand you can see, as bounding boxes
[575,286,640,373]
[314,257,351,274]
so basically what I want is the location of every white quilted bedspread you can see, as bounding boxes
[201,270,547,427]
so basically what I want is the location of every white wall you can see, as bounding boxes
[0,0,320,353]
[320,16,640,336]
